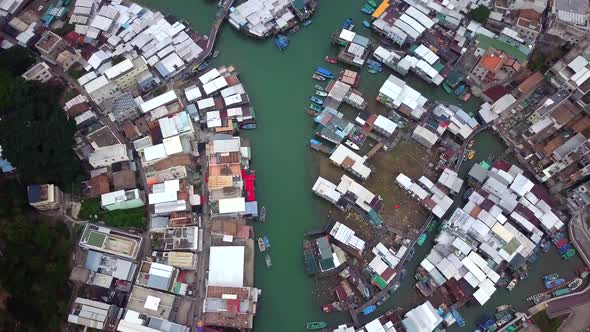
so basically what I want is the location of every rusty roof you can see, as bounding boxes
[87,175,110,197]
[113,170,137,191]
[517,72,543,94]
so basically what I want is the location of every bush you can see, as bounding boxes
[468,5,490,24]
[79,198,146,229]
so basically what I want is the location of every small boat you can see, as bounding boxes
[274,34,289,51]
[367,68,379,74]
[496,305,510,312]
[258,238,266,252]
[303,19,312,27]
[417,233,427,246]
[212,49,220,58]
[544,274,559,282]
[342,18,353,29]
[467,150,475,160]
[263,235,271,248]
[312,74,326,81]
[241,123,257,130]
[361,305,376,315]
[545,278,565,289]
[315,66,335,79]
[307,109,319,116]
[344,139,360,151]
[306,322,327,330]
[196,62,209,71]
[289,24,300,34]
[559,243,571,254]
[362,19,371,28]
[451,309,465,328]
[309,96,324,105]
[360,5,375,14]
[563,248,576,260]
[265,253,272,268]
[325,56,337,64]
[463,93,471,102]
[375,294,389,306]
[315,90,328,97]
[569,278,583,291]
[507,278,518,291]
[259,206,266,222]
[314,84,325,91]
[367,0,378,7]
[309,104,322,112]
[553,288,571,297]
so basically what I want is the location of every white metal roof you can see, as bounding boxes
[339,29,356,42]
[143,144,167,161]
[374,115,397,136]
[208,246,244,287]
[84,75,111,94]
[198,68,220,84]
[140,90,177,113]
[197,97,215,110]
[104,59,133,79]
[218,197,246,214]
[184,85,202,102]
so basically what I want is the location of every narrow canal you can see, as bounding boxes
[138,1,582,330]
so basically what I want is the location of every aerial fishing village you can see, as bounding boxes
[0,0,327,329]
[225,0,590,329]
[2,0,590,329]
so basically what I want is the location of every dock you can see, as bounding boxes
[367,142,384,159]
[310,139,333,155]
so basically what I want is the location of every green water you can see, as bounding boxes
[137,1,582,330]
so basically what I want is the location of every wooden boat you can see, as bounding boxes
[362,19,371,28]
[569,278,583,291]
[325,56,337,64]
[543,274,559,282]
[306,322,327,330]
[257,237,266,252]
[303,19,312,27]
[265,253,272,268]
[315,90,328,97]
[259,206,266,222]
[463,93,471,102]
[312,74,326,81]
[314,84,325,91]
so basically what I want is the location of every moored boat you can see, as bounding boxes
[362,19,371,28]
[309,96,324,105]
[342,18,353,29]
[257,237,266,252]
[451,309,465,328]
[545,278,565,289]
[212,49,220,58]
[274,34,289,51]
[309,104,322,112]
[265,253,272,268]
[241,123,256,129]
[314,84,325,91]
[361,305,376,315]
[553,288,571,297]
[368,0,378,7]
[312,73,326,81]
[307,109,319,116]
[367,68,379,74]
[325,56,337,64]
[563,248,576,260]
[543,274,559,282]
[507,278,518,291]
[526,293,546,302]
[263,235,271,248]
[315,66,335,79]
[569,278,583,291]
[289,24,300,34]
[306,321,327,330]
[303,19,312,27]
[259,206,266,222]
[417,233,427,246]
[315,90,328,97]
[344,139,360,150]
[467,150,475,160]
[197,62,209,71]
[360,5,375,14]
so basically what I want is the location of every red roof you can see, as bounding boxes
[226,299,240,313]
[483,85,510,102]
[242,170,256,202]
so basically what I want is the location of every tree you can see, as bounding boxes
[0,67,82,187]
[0,46,35,76]
[468,5,491,24]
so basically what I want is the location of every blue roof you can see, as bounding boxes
[84,250,102,271]
[27,185,41,203]
[245,201,258,217]
[147,275,170,291]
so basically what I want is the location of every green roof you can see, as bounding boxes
[368,209,383,226]
[477,34,528,63]
[372,274,388,289]
[503,238,521,255]
[304,252,319,274]
[87,231,106,247]
[320,258,336,271]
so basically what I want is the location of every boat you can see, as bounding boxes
[451,309,465,328]
[554,288,572,297]
[289,24,300,34]
[325,56,337,64]
[543,274,559,282]
[342,18,353,29]
[362,305,376,315]
[463,93,471,102]
[315,90,328,97]
[309,104,322,112]
[367,59,381,67]
[361,5,375,14]
[196,62,209,71]
[454,85,465,96]
[259,206,266,222]
[241,123,257,130]
[467,150,475,160]
[367,0,378,7]
[212,49,220,58]
[495,312,513,326]
[569,278,583,291]
[526,293,547,302]
[314,84,325,91]
[417,233,427,246]
[506,278,518,291]
[344,139,360,151]
[315,66,335,79]
[303,19,312,27]
[362,19,371,28]
[376,294,389,306]
[257,238,266,252]
[265,253,272,268]
[545,278,565,289]
[263,235,271,248]
[496,305,510,312]
[307,109,319,116]
[274,34,289,51]
[309,96,324,105]
[367,68,379,74]
[306,322,327,330]
[563,248,576,260]
[312,74,326,81]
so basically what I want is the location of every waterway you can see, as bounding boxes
[137,1,582,330]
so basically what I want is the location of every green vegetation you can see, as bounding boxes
[111,55,126,65]
[53,23,75,37]
[79,197,146,229]
[531,311,566,332]
[478,34,528,63]
[0,179,72,331]
[528,43,572,72]
[0,46,82,188]
[468,5,491,24]
[67,64,85,79]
